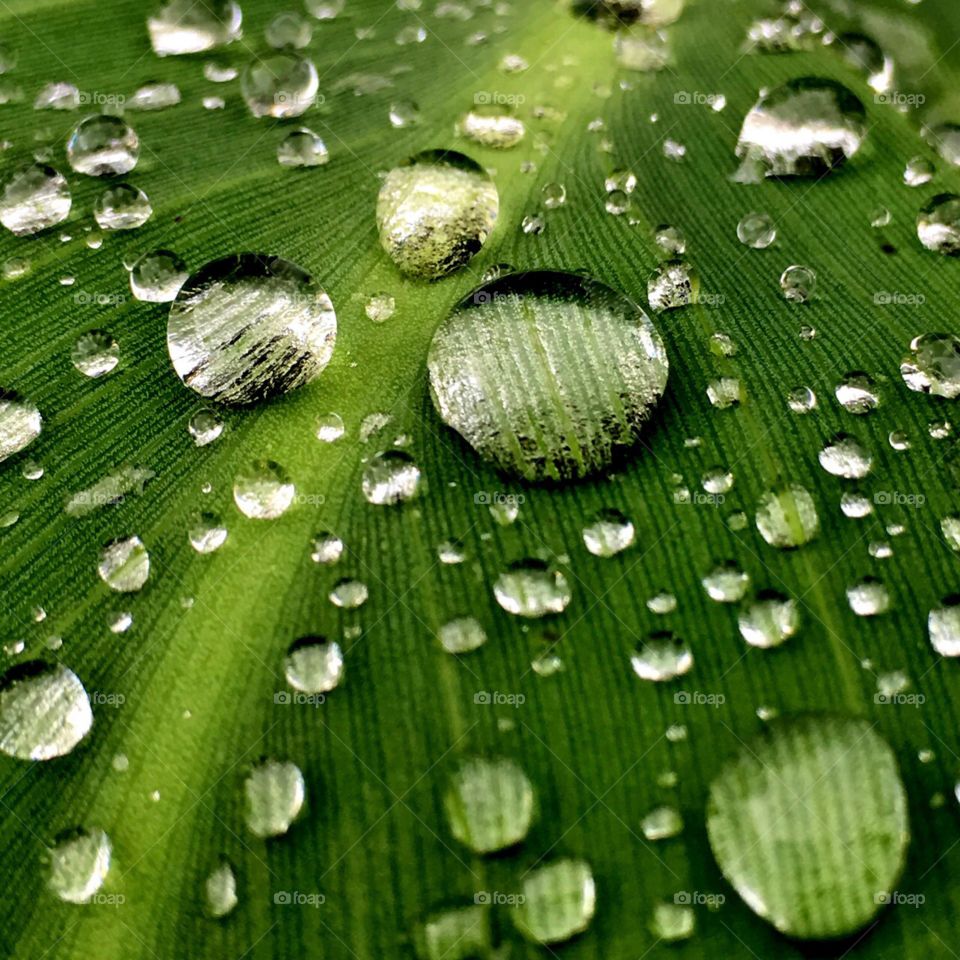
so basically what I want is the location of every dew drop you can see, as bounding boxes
[512,859,596,945]
[0,393,42,462]
[780,264,816,303]
[244,758,305,838]
[835,372,880,414]
[98,535,150,592]
[310,531,343,564]
[929,596,960,657]
[361,450,422,505]
[47,827,111,904]
[148,0,242,55]
[66,115,139,176]
[188,511,227,553]
[900,333,960,398]
[493,559,571,617]
[204,859,238,918]
[582,508,634,557]
[188,408,224,446]
[0,164,70,236]
[739,590,799,648]
[266,11,313,49]
[93,183,152,230]
[818,433,872,479]
[284,636,344,693]
[641,804,683,840]
[846,576,889,616]
[240,54,318,118]
[650,902,695,942]
[71,330,119,377]
[329,578,368,609]
[756,483,819,549]
[630,630,693,681]
[701,561,750,602]
[917,194,960,255]
[737,211,776,248]
[233,460,295,520]
[129,250,189,303]
[438,617,486,654]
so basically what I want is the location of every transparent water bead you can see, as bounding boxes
[266,11,313,48]
[917,194,960,255]
[167,254,337,404]
[0,164,71,236]
[650,902,695,942]
[438,617,486,654]
[457,109,526,149]
[240,54,318,118]
[900,333,960,398]
[841,491,873,519]
[701,561,750,602]
[735,78,866,178]
[315,412,345,442]
[654,223,686,256]
[756,483,820,548]
[93,183,152,230]
[71,330,119,377]
[738,590,799,648]
[641,804,683,840]
[416,904,491,960]
[188,408,224,446]
[929,596,960,657]
[188,511,227,553]
[835,372,880,414]
[126,81,182,111]
[35,81,81,111]
[0,662,93,760]
[787,386,817,413]
[361,450,422,505]
[0,393,42,462]
[512,858,596,945]
[904,156,934,187]
[310,531,344,564]
[707,715,908,938]
[47,827,111,904]
[204,859,238,918]
[582,508,635,557]
[428,271,668,481]
[819,433,872,479]
[277,128,329,168]
[389,98,420,128]
[780,264,816,303]
[329,578,368,609]
[846,576,890,616]
[284,636,344,693]
[233,460,295,519]
[630,631,693,681]
[306,0,345,17]
[443,756,534,853]
[737,211,776,248]
[706,377,743,409]
[376,149,498,279]
[244,758,306,837]
[148,0,242,56]
[364,292,395,322]
[66,115,139,176]
[130,250,189,303]
[942,515,960,552]
[647,259,697,312]
[98,535,150,592]
[493,559,571,617]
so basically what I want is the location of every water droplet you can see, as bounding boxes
[437,539,466,564]
[846,576,889,616]
[266,11,313,48]
[900,333,960,398]
[654,224,686,255]
[512,859,596,944]
[835,372,880,414]
[428,271,668,481]
[329,577,368,609]
[3,256,31,280]
[735,78,866,179]
[647,590,677,614]
[904,155,934,187]
[108,611,133,634]
[650,901,695,942]
[0,392,42,462]
[605,189,629,215]
[204,859,238,918]
[780,264,816,303]
[0,164,70,236]
[702,561,750,602]
[707,715,908,938]
[35,81,80,111]
[71,330,119,377]
[305,0,344,18]
[819,433,872,479]
[437,616,486,655]
[918,194,960,255]
[127,81,182,111]
[739,591,799,648]
[47,827,111,903]
[361,450,422,505]
[706,377,743,409]
[66,115,139,176]
[648,259,697,312]
[631,631,693,681]
[244,758,305,837]
[96,535,150,595]
[168,254,337,404]
[388,98,420,129]
[582,508,635,557]
[870,206,892,228]
[416,905,491,960]
[188,408,224,446]
[188,511,227,553]
[233,461,295,520]
[277,127,329,167]
[93,183,152,230]
[148,0,242,55]
[129,249,189,303]
[841,491,873,519]
[494,559,571,617]
[284,636,344,693]
[786,385,817,413]
[310,531,343,564]
[240,54,318,118]
[541,182,566,208]
[641,804,684,840]
[737,211,776,248]
[457,108,525,148]
[756,483,820,549]
[929,596,960,657]
[377,150,499,279]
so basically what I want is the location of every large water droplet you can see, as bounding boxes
[0,164,71,236]
[233,460,295,519]
[148,0,242,56]
[917,194,960,255]
[244,758,306,838]
[97,535,150,592]
[707,714,908,938]
[66,115,139,176]
[428,271,668,481]
[738,590,799,648]
[93,183,152,230]
[71,330,119,377]
[929,596,960,657]
[512,858,596,945]
[376,149,499,279]
[284,636,344,694]
[846,576,889,616]
[0,662,92,760]
[0,392,42,462]
[493,559,571,617]
[168,254,337,404]
[819,433,872,479]
[47,827,111,903]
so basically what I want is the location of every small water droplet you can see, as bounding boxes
[66,115,139,176]
[737,211,777,248]
[362,450,422,505]
[277,127,329,167]
[285,636,344,693]
[71,330,119,377]
[494,559,571,617]
[0,164,70,236]
[582,508,634,557]
[129,250,189,303]
[846,576,890,616]
[739,590,799,648]
[780,264,816,303]
[512,859,596,944]
[631,631,693,681]
[244,758,305,837]
[756,483,820,549]
[233,461,295,519]
[98,535,150,592]
[47,827,111,903]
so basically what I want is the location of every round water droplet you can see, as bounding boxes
[707,715,908,938]
[917,194,960,255]
[511,858,596,945]
[364,292,395,322]
[438,617,486,654]
[188,511,227,553]
[647,590,677,614]
[284,636,344,693]
[458,108,525,148]
[786,386,817,413]
[493,559,571,617]
[780,264,816,303]
[188,408,224,446]
[648,259,697,312]
[841,491,873,519]
[735,78,866,178]
[650,902,695,942]
[47,827,111,903]
[582,508,635,557]
[148,0,242,55]
[641,804,683,841]
[130,250,189,303]
[98,535,150,592]
[702,561,750,602]
[630,630,693,681]
[265,10,313,48]
[428,271,668,481]
[127,81,182,111]
[233,460,295,519]
[0,164,71,236]
[361,450,422,505]
[310,531,343,564]
[835,371,880,414]
[168,254,337,404]
[904,155,934,187]
[929,596,960,657]
[71,330,119,377]
[277,127,329,168]
[376,149,499,279]
[93,183,152,230]
[66,115,139,176]
[241,54,318,118]
[329,577,368,609]
[0,661,93,760]
[738,590,799,648]
[737,211,776,248]
[819,433,872,479]
[900,333,960,398]
[0,392,42,462]
[541,182,566,208]
[756,483,820,549]
[444,756,534,853]
[706,377,743,409]
[244,758,305,838]
[416,904,491,960]
[846,576,889,616]
[654,223,686,255]
[204,859,238,918]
